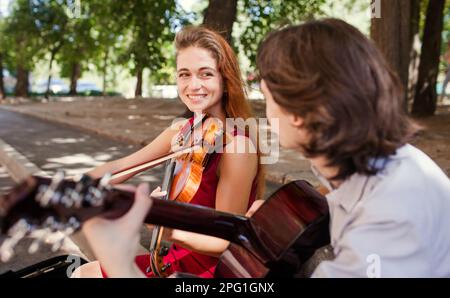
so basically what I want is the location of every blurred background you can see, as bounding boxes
[0,0,447,116]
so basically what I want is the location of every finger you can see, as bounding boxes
[113,184,137,193]
[122,183,153,230]
[245,200,265,217]
[83,216,109,239]
[150,186,167,198]
[150,191,167,198]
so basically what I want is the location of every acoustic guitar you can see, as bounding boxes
[0,173,330,277]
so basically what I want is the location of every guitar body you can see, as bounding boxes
[215,180,330,278]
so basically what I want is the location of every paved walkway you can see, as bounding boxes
[3,97,448,181]
[0,166,14,196]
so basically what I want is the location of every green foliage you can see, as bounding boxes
[112,0,188,77]
[2,0,446,94]
[56,6,96,79]
[2,0,43,70]
[32,0,69,53]
[238,0,326,73]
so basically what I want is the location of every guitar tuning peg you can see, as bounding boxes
[8,219,31,239]
[51,236,65,253]
[43,216,57,229]
[70,190,82,208]
[0,219,31,262]
[83,173,111,207]
[0,241,15,262]
[71,174,94,208]
[50,217,79,253]
[50,171,65,192]
[54,170,66,181]
[36,171,65,207]
[99,173,112,189]
[28,238,42,254]
[86,187,103,206]
[68,216,80,228]
[64,217,80,235]
[61,188,74,208]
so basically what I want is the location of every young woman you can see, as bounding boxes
[73,26,265,278]
[82,18,450,277]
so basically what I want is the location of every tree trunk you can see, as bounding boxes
[69,62,81,95]
[406,0,422,105]
[102,48,109,96]
[203,0,238,44]
[15,66,29,97]
[371,0,416,110]
[135,67,143,98]
[0,53,5,100]
[412,0,446,116]
[45,50,57,99]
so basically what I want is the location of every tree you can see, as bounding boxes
[203,0,238,43]
[370,0,419,109]
[58,14,96,95]
[406,0,422,105]
[5,0,44,97]
[88,0,125,95]
[412,0,446,116]
[0,19,6,99]
[30,0,69,98]
[0,52,4,99]
[239,0,325,71]
[113,0,184,98]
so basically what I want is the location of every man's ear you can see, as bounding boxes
[289,113,304,128]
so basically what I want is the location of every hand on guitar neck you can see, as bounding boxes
[82,183,165,278]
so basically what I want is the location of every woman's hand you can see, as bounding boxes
[82,183,158,278]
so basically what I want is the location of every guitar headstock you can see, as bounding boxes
[0,172,135,262]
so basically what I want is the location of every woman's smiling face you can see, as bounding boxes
[176,46,225,115]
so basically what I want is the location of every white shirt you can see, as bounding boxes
[312,144,450,277]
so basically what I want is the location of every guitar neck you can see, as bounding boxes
[145,198,252,245]
[103,188,270,261]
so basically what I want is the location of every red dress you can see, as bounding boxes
[101,127,257,278]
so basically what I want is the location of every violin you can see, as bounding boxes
[147,114,231,277]
[169,115,229,202]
